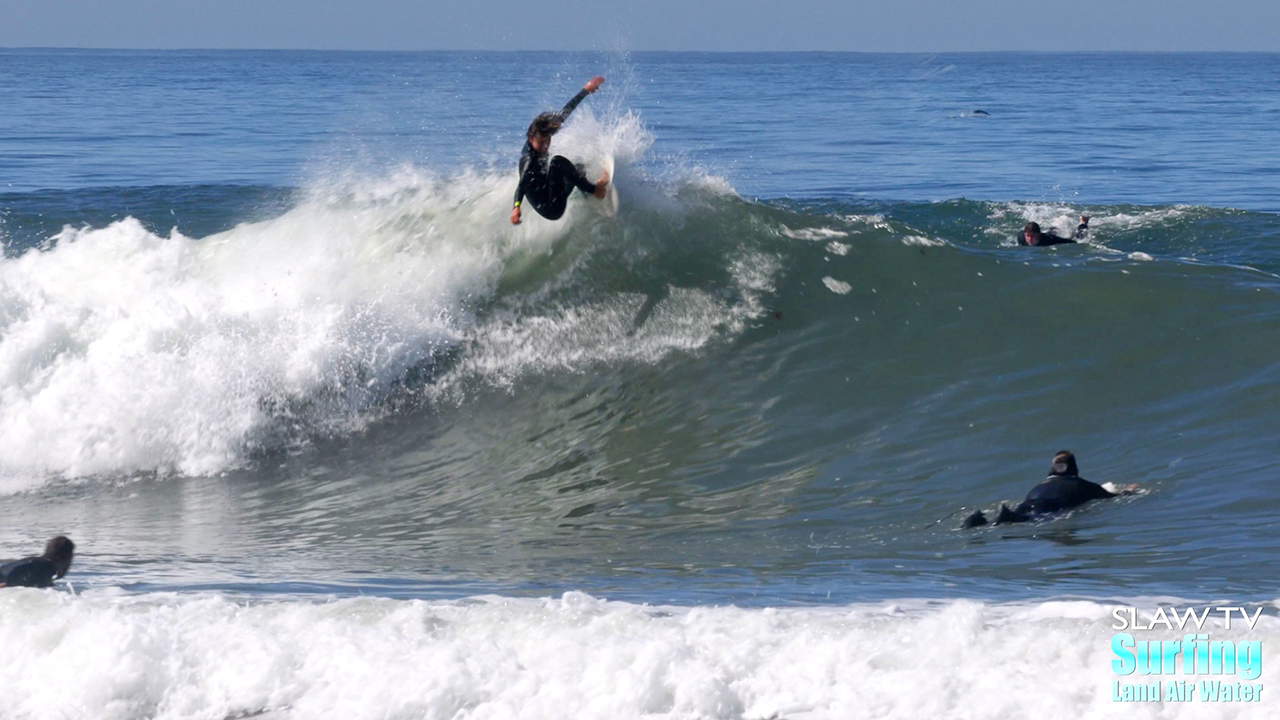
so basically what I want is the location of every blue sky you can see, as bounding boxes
[2,0,1279,51]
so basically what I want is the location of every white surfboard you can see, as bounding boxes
[600,154,619,216]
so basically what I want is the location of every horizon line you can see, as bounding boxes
[3,47,1280,55]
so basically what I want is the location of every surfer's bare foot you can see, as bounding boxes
[593,170,610,199]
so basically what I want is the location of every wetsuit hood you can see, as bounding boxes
[1049,451,1079,477]
[43,535,74,578]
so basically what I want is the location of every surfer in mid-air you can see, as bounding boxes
[510,75,611,224]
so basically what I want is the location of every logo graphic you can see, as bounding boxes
[1110,606,1264,703]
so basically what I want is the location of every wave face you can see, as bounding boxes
[10,150,1280,481]
[6,149,1280,601]
[6,157,1280,487]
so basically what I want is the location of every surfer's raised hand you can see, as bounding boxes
[584,76,605,94]
[511,206,522,225]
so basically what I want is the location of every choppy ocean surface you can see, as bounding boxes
[3,50,1280,718]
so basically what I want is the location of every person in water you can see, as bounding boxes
[0,536,75,588]
[510,75,611,224]
[1019,216,1090,246]
[962,451,1132,527]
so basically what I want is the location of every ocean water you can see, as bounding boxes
[3,50,1280,718]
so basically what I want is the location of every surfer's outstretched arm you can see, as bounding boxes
[558,76,604,121]
[512,157,529,225]
[511,140,542,224]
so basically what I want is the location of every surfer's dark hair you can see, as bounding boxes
[1023,222,1042,235]
[527,112,563,139]
[43,535,75,577]
[1050,451,1079,477]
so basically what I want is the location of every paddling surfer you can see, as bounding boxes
[0,536,75,588]
[963,451,1135,527]
[510,76,611,224]
[1019,216,1090,246]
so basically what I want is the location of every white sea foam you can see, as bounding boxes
[441,248,777,394]
[990,202,1195,246]
[822,277,853,295]
[838,214,891,232]
[779,226,849,242]
[901,235,947,247]
[1,590,1276,720]
[0,186,484,486]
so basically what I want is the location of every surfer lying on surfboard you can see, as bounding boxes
[510,75,611,224]
[1019,216,1090,246]
[962,451,1138,527]
[0,536,74,588]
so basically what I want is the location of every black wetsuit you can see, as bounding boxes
[1019,220,1089,246]
[1014,473,1115,514]
[963,468,1118,528]
[0,556,59,588]
[513,89,599,221]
